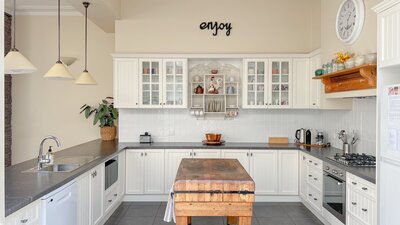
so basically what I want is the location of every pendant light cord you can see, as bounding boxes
[57,0,61,63]
[12,0,16,50]
[83,2,89,72]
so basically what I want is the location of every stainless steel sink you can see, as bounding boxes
[23,155,100,173]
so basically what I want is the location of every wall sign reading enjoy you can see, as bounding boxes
[199,21,232,36]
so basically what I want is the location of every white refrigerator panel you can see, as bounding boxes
[380,161,400,225]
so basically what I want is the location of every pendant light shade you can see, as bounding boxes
[75,2,97,85]
[4,0,37,75]
[44,0,74,80]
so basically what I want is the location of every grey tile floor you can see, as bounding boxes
[105,202,323,225]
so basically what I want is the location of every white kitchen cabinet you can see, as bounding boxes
[125,149,165,195]
[221,149,250,172]
[309,54,321,109]
[164,149,192,193]
[113,58,139,108]
[292,58,310,109]
[192,149,221,158]
[278,150,298,195]
[346,173,377,225]
[250,150,278,195]
[139,59,163,108]
[163,59,188,108]
[125,150,144,194]
[118,151,126,200]
[376,2,400,68]
[91,164,104,225]
[5,200,41,225]
[77,172,91,225]
[299,152,308,199]
[243,59,268,108]
[268,59,292,108]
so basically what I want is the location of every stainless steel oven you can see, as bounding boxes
[323,162,346,224]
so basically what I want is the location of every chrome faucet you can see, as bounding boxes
[38,135,61,169]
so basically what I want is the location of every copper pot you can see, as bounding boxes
[205,133,222,142]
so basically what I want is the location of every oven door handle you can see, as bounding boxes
[325,173,345,185]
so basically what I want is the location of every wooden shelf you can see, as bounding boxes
[313,64,377,93]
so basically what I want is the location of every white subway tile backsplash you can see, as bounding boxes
[119,98,377,156]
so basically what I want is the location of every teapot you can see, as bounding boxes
[194,85,204,94]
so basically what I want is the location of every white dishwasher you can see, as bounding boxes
[41,181,78,225]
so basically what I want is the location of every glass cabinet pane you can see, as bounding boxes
[269,60,290,107]
[141,60,161,106]
[164,60,185,107]
[246,60,266,107]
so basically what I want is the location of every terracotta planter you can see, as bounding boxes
[100,126,117,141]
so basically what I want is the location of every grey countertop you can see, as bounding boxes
[5,140,376,216]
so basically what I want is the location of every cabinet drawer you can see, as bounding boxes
[347,188,376,225]
[347,213,369,225]
[6,200,40,225]
[306,155,322,170]
[347,173,376,200]
[306,166,322,191]
[104,185,119,214]
[307,185,322,212]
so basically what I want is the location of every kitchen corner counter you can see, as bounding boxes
[5,140,376,217]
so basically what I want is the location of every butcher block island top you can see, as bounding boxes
[174,159,255,225]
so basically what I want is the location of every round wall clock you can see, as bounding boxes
[336,0,365,45]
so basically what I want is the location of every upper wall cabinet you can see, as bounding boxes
[292,58,310,109]
[113,57,188,109]
[243,59,292,109]
[113,58,139,108]
[376,3,400,68]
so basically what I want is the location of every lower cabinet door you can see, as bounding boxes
[91,165,104,225]
[299,153,308,199]
[164,149,192,193]
[221,150,250,173]
[125,150,145,194]
[250,150,278,195]
[278,150,299,195]
[143,150,165,194]
[77,173,91,225]
[192,149,221,158]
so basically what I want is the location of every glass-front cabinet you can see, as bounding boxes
[163,59,187,108]
[243,58,292,108]
[268,59,292,108]
[139,59,187,108]
[243,59,268,108]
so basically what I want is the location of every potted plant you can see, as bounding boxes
[80,97,118,141]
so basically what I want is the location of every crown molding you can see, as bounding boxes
[372,0,400,13]
[4,3,81,16]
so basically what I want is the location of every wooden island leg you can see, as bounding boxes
[227,216,238,225]
[238,217,251,225]
[188,216,192,225]
[176,216,189,225]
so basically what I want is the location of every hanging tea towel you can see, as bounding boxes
[163,187,175,223]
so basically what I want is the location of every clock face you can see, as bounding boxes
[336,0,365,45]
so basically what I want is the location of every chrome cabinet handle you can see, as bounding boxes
[141,152,143,156]
[362,187,368,191]
[308,174,313,177]
[314,163,318,166]
[313,198,318,201]
[312,103,316,105]
[352,182,357,185]
[337,182,343,186]
[313,178,318,181]
[250,153,253,157]
[145,152,147,156]
[309,160,313,163]
[352,202,357,205]
[247,152,249,157]
[308,194,312,196]
[193,152,196,156]
[362,208,368,212]
[190,152,192,156]
[108,199,112,203]
[303,156,306,160]
[20,219,28,223]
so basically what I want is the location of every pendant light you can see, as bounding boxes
[75,2,97,85]
[4,0,37,74]
[44,0,74,79]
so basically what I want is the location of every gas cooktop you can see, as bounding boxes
[327,153,376,167]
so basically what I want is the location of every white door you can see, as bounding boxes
[91,165,104,225]
[221,149,250,173]
[77,172,91,225]
[299,152,308,200]
[378,4,400,68]
[243,59,268,108]
[164,149,192,193]
[250,150,278,195]
[192,149,221,158]
[125,150,145,194]
[139,59,163,108]
[292,58,310,109]
[144,150,165,194]
[268,59,292,108]
[113,58,139,108]
[309,54,321,109]
[163,59,188,108]
[278,150,299,195]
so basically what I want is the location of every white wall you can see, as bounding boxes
[119,98,376,156]
[12,16,115,164]
[115,0,320,53]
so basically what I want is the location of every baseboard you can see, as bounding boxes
[300,197,330,225]
[255,195,301,202]
[322,208,345,225]
[123,194,300,202]
[98,199,122,225]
